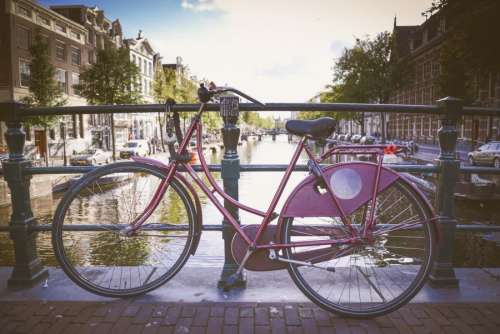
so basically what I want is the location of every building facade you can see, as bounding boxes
[50,4,124,150]
[124,31,161,142]
[0,0,90,158]
[388,13,500,148]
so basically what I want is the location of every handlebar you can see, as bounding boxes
[197,82,265,107]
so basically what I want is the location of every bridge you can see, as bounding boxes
[1,97,500,332]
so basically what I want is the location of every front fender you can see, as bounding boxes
[132,157,203,255]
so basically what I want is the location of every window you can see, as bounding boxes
[423,61,432,81]
[56,41,66,61]
[16,26,31,49]
[19,60,30,87]
[149,62,152,77]
[55,69,67,93]
[71,47,81,66]
[55,22,66,34]
[149,81,152,95]
[143,59,147,75]
[144,79,147,94]
[17,5,31,19]
[432,62,440,78]
[38,15,50,26]
[71,72,80,95]
[88,50,94,64]
[70,30,81,41]
[479,144,489,151]
[132,55,136,65]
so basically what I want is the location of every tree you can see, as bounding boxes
[424,0,500,102]
[332,32,396,140]
[152,65,169,151]
[22,31,66,166]
[76,46,142,160]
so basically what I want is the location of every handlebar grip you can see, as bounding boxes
[197,84,213,103]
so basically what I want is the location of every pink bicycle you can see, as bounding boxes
[52,84,437,317]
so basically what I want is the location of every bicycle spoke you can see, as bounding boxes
[284,178,434,316]
[55,164,195,297]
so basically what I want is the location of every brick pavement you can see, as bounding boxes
[1,301,500,334]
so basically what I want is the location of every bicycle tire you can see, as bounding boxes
[52,161,196,298]
[281,178,436,318]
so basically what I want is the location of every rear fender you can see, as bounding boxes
[132,157,203,255]
[276,162,438,242]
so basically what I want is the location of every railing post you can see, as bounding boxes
[218,96,246,289]
[0,102,48,287]
[428,97,461,287]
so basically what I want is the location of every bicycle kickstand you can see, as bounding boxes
[223,248,253,291]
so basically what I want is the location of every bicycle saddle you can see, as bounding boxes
[285,117,336,138]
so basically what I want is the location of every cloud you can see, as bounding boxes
[149,0,432,102]
[180,0,218,12]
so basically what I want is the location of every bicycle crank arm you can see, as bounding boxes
[268,249,335,273]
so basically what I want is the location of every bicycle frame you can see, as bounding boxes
[131,103,394,251]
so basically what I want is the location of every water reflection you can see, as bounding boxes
[0,135,499,267]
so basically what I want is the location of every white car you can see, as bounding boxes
[119,140,149,159]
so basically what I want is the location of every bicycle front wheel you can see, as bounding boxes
[52,162,196,297]
[282,178,435,317]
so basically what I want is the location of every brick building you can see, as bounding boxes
[0,0,90,158]
[50,4,125,150]
[388,13,500,148]
[0,0,131,159]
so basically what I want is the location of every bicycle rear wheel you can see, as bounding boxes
[282,178,435,317]
[52,162,196,297]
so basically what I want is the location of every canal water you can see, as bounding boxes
[0,134,499,268]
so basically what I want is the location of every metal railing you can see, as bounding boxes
[1,96,500,289]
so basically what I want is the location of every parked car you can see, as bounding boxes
[70,148,111,166]
[468,141,500,168]
[344,134,352,142]
[360,135,376,144]
[351,134,362,143]
[120,140,149,159]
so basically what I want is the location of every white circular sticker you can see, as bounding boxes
[330,168,362,200]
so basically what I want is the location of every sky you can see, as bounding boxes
[41,0,433,103]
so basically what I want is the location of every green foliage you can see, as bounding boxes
[334,32,394,103]
[240,111,274,129]
[76,47,142,105]
[153,66,198,103]
[299,32,396,139]
[298,85,345,121]
[22,31,65,127]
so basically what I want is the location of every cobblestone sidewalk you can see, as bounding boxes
[1,301,500,334]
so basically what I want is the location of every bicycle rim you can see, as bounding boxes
[282,179,435,317]
[52,162,196,297]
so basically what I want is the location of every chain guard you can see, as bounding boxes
[231,225,287,271]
